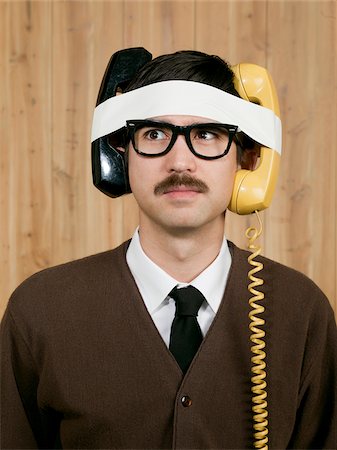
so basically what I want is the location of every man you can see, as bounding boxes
[1,49,336,449]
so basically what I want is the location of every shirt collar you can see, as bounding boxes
[126,228,232,314]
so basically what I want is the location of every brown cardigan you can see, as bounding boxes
[1,241,336,449]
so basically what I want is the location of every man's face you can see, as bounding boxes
[128,115,238,234]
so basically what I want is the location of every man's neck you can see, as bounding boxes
[137,219,226,283]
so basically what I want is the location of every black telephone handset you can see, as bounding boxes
[92,48,152,197]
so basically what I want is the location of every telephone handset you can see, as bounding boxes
[228,63,281,215]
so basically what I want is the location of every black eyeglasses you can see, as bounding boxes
[126,120,238,160]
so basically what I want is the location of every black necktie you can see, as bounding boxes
[169,285,205,374]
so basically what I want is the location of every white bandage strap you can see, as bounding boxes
[91,80,282,154]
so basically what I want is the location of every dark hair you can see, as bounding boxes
[125,50,240,97]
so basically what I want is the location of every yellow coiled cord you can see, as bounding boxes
[246,211,268,450]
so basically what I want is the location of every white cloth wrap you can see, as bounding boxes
[91,80,282,154]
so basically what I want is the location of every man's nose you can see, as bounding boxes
[164,134,197,173]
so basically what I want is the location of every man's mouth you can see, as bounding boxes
[163,185,201,194]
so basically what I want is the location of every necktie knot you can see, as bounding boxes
[170,285,204,317]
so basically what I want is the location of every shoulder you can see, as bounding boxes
[5,240,131,322]
[228,241,334,319]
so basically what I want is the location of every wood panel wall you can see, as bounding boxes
[1,0,336,318]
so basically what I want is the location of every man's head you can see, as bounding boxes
[115,50,258,235]
[92,48,280,216]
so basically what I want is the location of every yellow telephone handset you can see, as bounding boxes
[228,64,281,215]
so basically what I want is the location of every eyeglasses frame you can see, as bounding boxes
[126,119,239,160]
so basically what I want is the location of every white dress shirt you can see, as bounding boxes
[126,229,232,347]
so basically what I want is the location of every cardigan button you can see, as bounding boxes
[181,395,192,407]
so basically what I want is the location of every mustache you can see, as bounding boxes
[154,173,209,195]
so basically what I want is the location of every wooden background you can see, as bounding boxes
[1,0,336,319]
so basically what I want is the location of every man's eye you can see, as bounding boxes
[195,130,217,140]
[144,129,167,140]
[194,128,229,141]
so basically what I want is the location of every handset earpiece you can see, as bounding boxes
[228,63,281,215]
[91,47,152,198]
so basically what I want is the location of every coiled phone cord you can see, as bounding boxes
[246,211,268,449]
